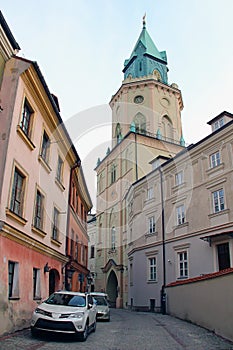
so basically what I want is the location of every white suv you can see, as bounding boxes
[31,291,97,341]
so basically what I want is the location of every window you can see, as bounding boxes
[52,207,59,241]
[90,245,95,259]
[176,205,185,225]
[56,155,63,183]
[212,189,225,213]
[81,245,87,265]
[34,189,44,230]
[41,130,50,163]
[178,251,188,278]
[148,216,156,234]
[20,98,33,138]
[33,268,41,299]
[98,173,103,193]
[130,227,133,243]
[8,261,19,298]
[110,164,116,184]
[111,226,116,250]
[81,203,84,221]
[10,168,25,217]
[175,171,183,186]
[210,151,221,168]
[71,182,76,208]
[147,187,153,200]
[71,230,75,257]
[116,123,122,144]
[217,243,230,270]
[134,112,146,134]
[148,257,157,281]
[130,263,133,285]
[213,118,224,131]
[75,238,79,260]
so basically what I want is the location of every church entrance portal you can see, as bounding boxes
[106,270,118,308]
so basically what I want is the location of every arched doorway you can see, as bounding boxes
[49,269,60,295]
[106,270,118,308]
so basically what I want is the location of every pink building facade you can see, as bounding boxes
[0,12,90,335]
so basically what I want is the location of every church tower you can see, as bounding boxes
[111,16,184,148]
[95,17,185,308]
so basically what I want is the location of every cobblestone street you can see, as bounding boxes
[0,309,232,350]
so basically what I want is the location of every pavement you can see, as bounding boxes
[0,309,233,350]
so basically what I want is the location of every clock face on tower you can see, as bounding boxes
[134,95,144,104]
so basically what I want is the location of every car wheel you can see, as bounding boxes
[92,319,97,333]
[79,323,88,342]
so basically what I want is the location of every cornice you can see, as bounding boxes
[110,77,183,110]
[0,27,18,60]
[128,221,233,256]
[0,221,68,263]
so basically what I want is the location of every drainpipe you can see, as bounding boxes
[159,166,166,314]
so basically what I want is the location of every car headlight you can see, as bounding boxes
[35,308,47,315]
[68,312,85,319]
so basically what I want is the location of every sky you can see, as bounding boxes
[2,1,233,209]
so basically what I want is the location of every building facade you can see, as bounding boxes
[65,166,92,292]
[87,213,97,292]
[0,12,91,335]
[126,111,233,312]
[95,18,185,308]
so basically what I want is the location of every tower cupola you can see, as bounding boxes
[123,15,168,83]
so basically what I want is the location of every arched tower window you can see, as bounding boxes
[111,226,116,250]
[161,115,173,141]
[139,61,142,72]
[115,123,122,144]
[109,210,116,251]
[134,113,146,134]
[153,69,161,81]
[110,163,116,184]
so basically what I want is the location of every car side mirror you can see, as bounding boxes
[88,303,93,309]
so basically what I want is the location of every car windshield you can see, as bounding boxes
[93,296,108,306]
[45,293,86,307]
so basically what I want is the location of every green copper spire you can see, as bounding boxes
[123,15,168,83]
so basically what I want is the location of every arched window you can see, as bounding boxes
[134,113,146,134]
[111,227,116,250]
[98,172,104,193]
[153,69,161,81]
[139,61,142,71]
[115,123,122,144]
[161,115,173,141]
[110,163,116,184]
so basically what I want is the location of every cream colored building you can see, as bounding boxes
[95,18,185,308]
[87,213,97,292]
[126,111,233,311]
